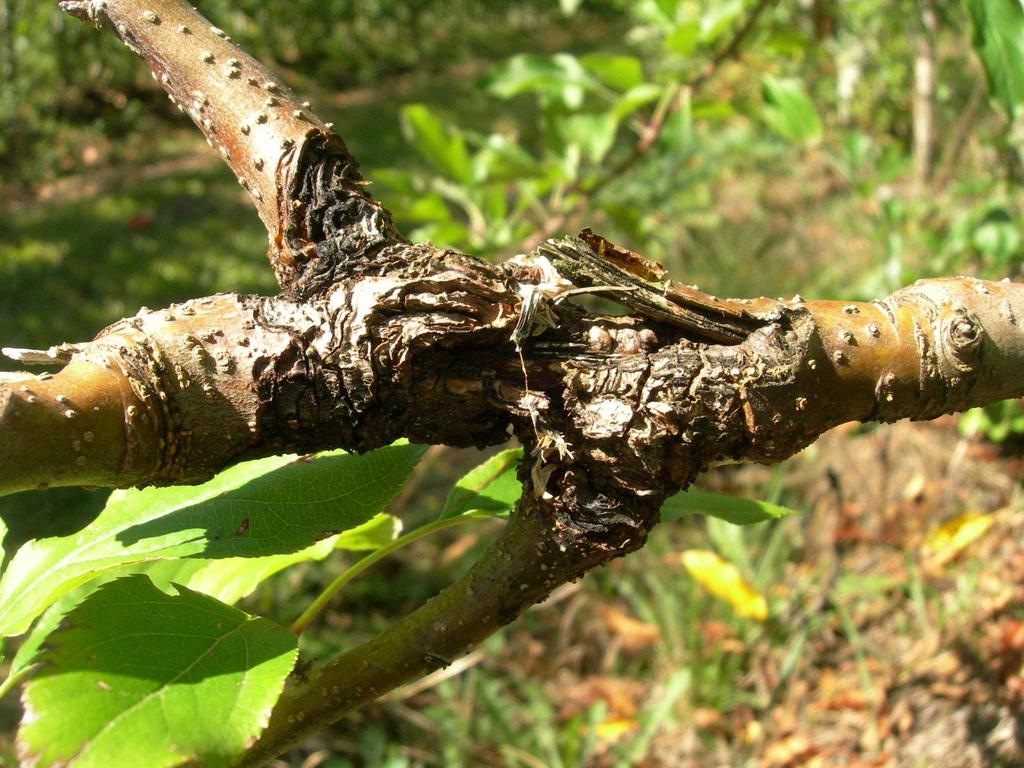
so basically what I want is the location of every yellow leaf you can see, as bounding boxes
[592,717,638,743]
[681,549,768,621]
[924,512,994,567]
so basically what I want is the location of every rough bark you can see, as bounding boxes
[4,1,1024,764]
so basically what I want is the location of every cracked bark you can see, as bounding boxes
[4,0,1024,763]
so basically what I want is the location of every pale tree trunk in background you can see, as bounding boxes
[913,0,937,189]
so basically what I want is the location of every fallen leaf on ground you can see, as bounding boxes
[681,549,768,621]
[597,604,661,651]
[591,717,638,743]
[763,734,817,766]
[923,512,994,569]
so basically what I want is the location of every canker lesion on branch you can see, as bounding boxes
[4,0,1024,763]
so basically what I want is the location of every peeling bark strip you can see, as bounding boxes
[3,1,1024,764]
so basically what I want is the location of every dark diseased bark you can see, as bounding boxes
[4,1,1024,764]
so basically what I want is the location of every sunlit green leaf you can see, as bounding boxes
[0,443,425,637]
[665,21,699,56]
[440,448,523,520]
[401,104,475,184]
[662,489,799,526]
[613,83,665,121]
[334,512,403,551]
[473,134,539,182]
[581,53,645,91]
[760,75,822,145]
[560,0,585,16]
[18,575,297,768]
[483,53,598,109]
[966,0,1024,119]
[560,112,621,163]
[700,0,744,44]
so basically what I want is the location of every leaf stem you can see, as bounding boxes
[290,512,500,635]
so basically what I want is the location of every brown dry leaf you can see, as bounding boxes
[699,620,735,644]
[902,472,926,501]
[813,668,870,711]
[693,707,721,729]
[998,619,1024,653]
[555,676,645,721]
[763,734,817,766]
[597,604,661,652]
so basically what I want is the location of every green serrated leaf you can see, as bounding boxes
[482,53,598,109]
[580,53,645,91]
[760,75,822,145]
[665,21,699,56]
[699,0,744,44]
[966,0,1024,119]
[0,548,308,700]
[334,512,403,551]
[179,538,338,605]
[440,448,523,520]
[661,489,799,526]
[0,443,425,637]
[19,575,297,768]
[560,112,621,163]
[401,104,475,184]
[612,83,665,121]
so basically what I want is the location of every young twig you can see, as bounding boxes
[518,0,779,252]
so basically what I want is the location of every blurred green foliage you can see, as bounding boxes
[0,0,580,186]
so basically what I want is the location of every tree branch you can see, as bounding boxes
[0,293,315,494]
[519,0,779,252]
[58,0,402,291]
[13,3,1024,766]
[238,489,638,766]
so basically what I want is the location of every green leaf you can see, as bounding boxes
[612,83,665,121]
[665,21,700,56]
[178,539,338,605]
[661,489,799,526]
[658,94,695,154]
[483,53,598,109]
[559,112,621,163]
[440,448,523,520]
[334,512,403,551]
[0,544,317,701]
[760,75,822,145]
[19,575,297,768]
[560,0,585,15]
[401,104,475,184]
[966,0,1024,119]
[700,0,744,45]
[0,443,425,637]
[473,134,539,182]
[580,53,645,91]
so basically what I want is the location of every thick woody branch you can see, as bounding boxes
[0,294,309,494]
[59,0,402,290]
[239,480,661,766]
[0,258,524,497]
